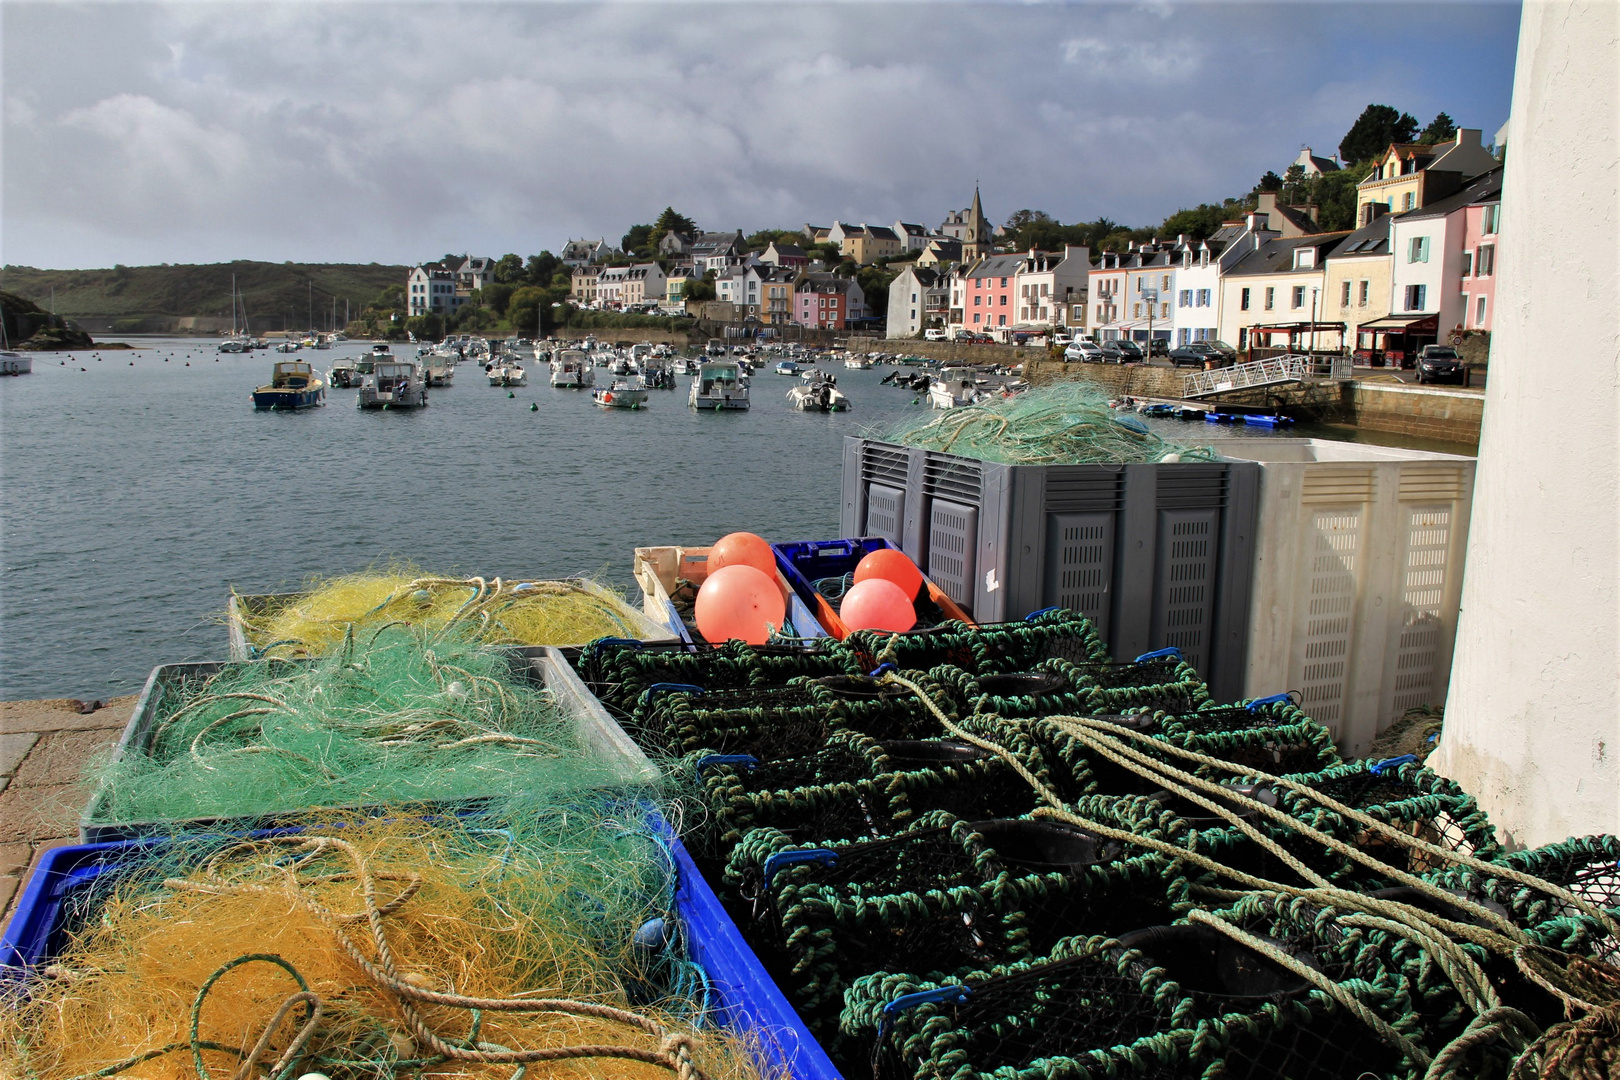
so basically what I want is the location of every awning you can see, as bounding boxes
[1358,314,1439,332]
[1250,321,1346,333]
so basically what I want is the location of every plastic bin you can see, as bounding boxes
[0,826,840,1080]
[226,577,681,660]
[77,647,659,843]
[633,545,824,642]
[772,537,975,639]
[1215,438,1475,756]
[839,437,1259,702]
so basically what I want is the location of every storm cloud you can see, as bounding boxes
[2,1,1520,268]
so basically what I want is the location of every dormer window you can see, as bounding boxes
[1293,248,1317,270]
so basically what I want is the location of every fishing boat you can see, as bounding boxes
[689,359,749,410]
[274,341,299,353]
[642,359,675,390]
[672,356,698,376]
[786,375,851,412]
[774,360,800,376]
[357,360,427,409]
[423,357,456,386]
[593,376,650,410]
[328,358,361,388]
[487,360,525,387]
[550,350,594,389]
[928,367,991,410]
[607,355,632,376]
[355,343,393,376]
[251,360,326,410]
[0,319,29,376]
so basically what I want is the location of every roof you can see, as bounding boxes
[1395,166,1504,223]
[764,242,806,258]
[864,225,899,242]
[896,222,928,237]
[966,254,1026,279]
[1224,232,1354,277]
[1325,213,1393,258]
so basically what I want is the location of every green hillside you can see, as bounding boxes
[0,261,408,331]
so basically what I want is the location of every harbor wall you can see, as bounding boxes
[1431,0,1620,847]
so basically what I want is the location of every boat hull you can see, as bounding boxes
[0,353,33,376]
[593,388,649,409]
[357,390,427,409]
[252,385,326,410]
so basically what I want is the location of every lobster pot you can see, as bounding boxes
[1055,653,1212,713]
[735,822,1176,1042]
[840,607,1108,675]
[1428,834,1620,962]
[635,684,831,759]
[572,638,854,722]
[839,437,1260,702]
[928,654,1209,721]
[843,937,1197,1080]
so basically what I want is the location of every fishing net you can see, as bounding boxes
[233,569,668,657]
[86,627,648,833]
[0,803,763,1080]
[875,383,1221,465]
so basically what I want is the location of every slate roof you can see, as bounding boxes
[1224,232,1354,277]
[1396,167,1504,222]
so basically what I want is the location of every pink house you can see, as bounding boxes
[962,254,1023,330]
[1458,194,1502,333]
[795,274,854,329]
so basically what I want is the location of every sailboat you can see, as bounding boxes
[0,312,32,376]
[218,276,253,353]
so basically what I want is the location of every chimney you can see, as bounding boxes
[1457,127,1483,148]
[1256,191,1279,217]
[1359,202,1389,227]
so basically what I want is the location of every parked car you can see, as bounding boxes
[1146,339,1168,358]
[1167,341,1234,368]
[1112,339,1145,363]
[1064,340,1104,362]
[1415,345,1469,385]
[924,328,949,341]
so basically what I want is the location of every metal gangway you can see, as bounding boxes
[1180,353,1352,398]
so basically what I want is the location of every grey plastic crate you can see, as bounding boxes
[841,437,1258,701]
[79,647,658,843]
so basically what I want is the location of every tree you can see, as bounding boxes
[856,265,896,319]
[621,224,654,258]
[652,207,696,239]
[1418,112,1457,145]
[1257,171,1284,192]
[1304,169,1362,232]
[493,254,525,283]
[684,272,716,303]
[1280,164,1309,206]
[1339,104,1419,164]
[743,228,803,252]
[525,252,561,286]
[1005,209,1054,230]
[479,281,516,316]
[507,286,550,335]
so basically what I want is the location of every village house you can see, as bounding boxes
[916,237,962,269]
[757,241,809,269]
[1170,216,1278,347]
[886,266,950,338]
[1386,167,1504,357]
[690,230,747,273]
[1321,210,1397,361]
[1010,246,1091,333]
[618,264,668,310]
[953,253,1025,331]
[568,264,601,306]
[407,263,461,317]
[1216,231,1351,353]
[795,273,864,330]
[560,238,618,267]
[1355,128,1499,221]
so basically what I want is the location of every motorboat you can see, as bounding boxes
[787,375,851,412]
[328,357,361,388]
[550,350,595,388]
[607,355,633,376]
[642,359,676,390]
[844,355,873,370]
[799,367,824,380]
[357,360,427,409]
[275,341,299,353]
[928,367,993,410]
[594,376,650,410]
[251,360,325,410]
[774,360,800,376]
[689,360,749,410]
[487,360,526,387]
[424,357,456,386]
[355,343,393,376]
[217,338,250,354]
[672,356,698,376]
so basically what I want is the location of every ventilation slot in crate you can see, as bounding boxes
[927,498,978,609]
[1044,472,1126,514]
[1043,512,1116,639]
[1152,510,1217,671]
[1299,508,1366,735]
[864,483,906,543]
[1390,505,1452,718]
[861,445,911,488]
[923,453,983,504]
[1156,467,1230,510]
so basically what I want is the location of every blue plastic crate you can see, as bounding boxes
[1,824,842,1080]
[773,537,974,640]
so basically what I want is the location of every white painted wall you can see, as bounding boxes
[1431,0,1620,847]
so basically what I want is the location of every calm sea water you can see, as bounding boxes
[0,337,1446,699]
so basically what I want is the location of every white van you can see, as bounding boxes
[924,328,949,341]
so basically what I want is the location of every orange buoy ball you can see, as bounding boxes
[852,548,925,601]
[694,564,786,645]
[841,578,917,633]
[708,531,777,579]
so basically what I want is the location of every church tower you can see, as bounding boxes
[962,186,990,262]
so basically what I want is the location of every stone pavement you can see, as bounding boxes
[0,695,136,921]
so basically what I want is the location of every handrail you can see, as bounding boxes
[1180,353,1351,398]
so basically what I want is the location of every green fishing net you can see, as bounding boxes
[878,382,1220,465]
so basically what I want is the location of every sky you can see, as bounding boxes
[2,1,1522,270]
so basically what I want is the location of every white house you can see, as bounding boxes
[886,266,949,338]
[1011,245,1091,331]
[1387,168,1504,345]
[1170,217,1277,346]
[894,222,933,253]
[407,263,462,317]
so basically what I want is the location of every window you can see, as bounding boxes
[1294,248,1316,269]
[1408,236,1429,263]
[974,295,980,306]
[1483,204,1501,234]
[1179,289,1192,307]
[1461,252,1473,278]
[1161,303,1169,318]
[998,314,1006,326]
[1161,274,1171,290]
[1340,281,1352,307]
[999,295,1007,306]
[1476,244,1495,276]
[1359,280,1369,306]
[1197,289,1211,307]
[1000,277,1008,287]
[1476,295,1487,326]
[1264,287,1275,311]
[1405,284,1427,311]
[1403,192,1415,210]
[973,313,981,324]
[1040,283,1049,296]
[1292,286,1305,309]
[1240,288,1251,311]
[1133,303,1142,318]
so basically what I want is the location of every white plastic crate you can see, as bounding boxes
[1219,438,1476,756]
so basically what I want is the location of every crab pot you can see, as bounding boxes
[1054,654,1213,714]
[850,941,1193,1080]
[572,638,854,721]
[841,607,1108,675]
[637,684,832,758]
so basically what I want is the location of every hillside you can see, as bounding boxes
[0,261,408,333]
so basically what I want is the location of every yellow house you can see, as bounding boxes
[1355,129,1499,222]
[1322,213,1396,359]
[1217,232,1350,353]
[840,224,904,265]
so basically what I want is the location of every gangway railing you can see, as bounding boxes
[1180,353,1351,398]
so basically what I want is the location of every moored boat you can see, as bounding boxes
[786,375,851,412]
[593,376,650,410]
[357,360,427,409]
[774,360,799,376]
[689,359,749,410]
[251,360,326,410]
[328,358,360,388]
[355,343,393,376]
[549,350,594,388]
[486,361,525,387]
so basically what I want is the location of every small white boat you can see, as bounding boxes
[607,356,632,376]
[0,351,33,376]
[424,358,456,386]
[217,338,250,354]
[775,360,800,376]
[928,367,990,410]
[787,376,851,412]
[275,341,299,353]
[550,350,594,388]
[799,367,823,380]
[594,376,650,410]
[355,343,392,375]
[487,361,526,387]
[689,360,749,410]
[672,357,698,376]
[357,360,427,409]
[844,355,873,370]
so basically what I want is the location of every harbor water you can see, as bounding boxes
[1,337,1443,699]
